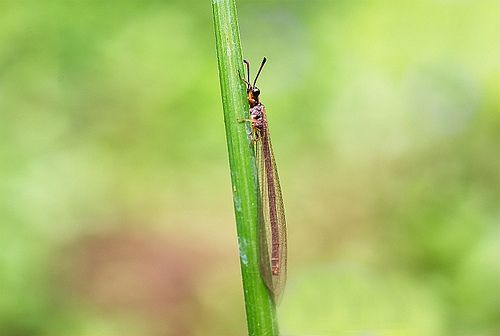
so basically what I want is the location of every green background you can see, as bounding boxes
[1,1,499,335]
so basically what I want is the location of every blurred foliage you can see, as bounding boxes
[0,1,499,335]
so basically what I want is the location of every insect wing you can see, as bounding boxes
[255,117,287,303]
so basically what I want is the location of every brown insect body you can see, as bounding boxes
[243,58,287,303]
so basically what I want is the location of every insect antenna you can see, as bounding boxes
[243,59,251,90]
[253,57,267,87]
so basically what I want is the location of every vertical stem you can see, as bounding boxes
[211,0,279,335]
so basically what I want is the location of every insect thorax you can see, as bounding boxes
[250,104,266,130]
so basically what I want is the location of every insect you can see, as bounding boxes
[241,57,287,303]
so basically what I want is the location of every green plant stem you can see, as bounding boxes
[212,0,279,335]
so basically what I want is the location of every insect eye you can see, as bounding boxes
[252,88,260,96]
